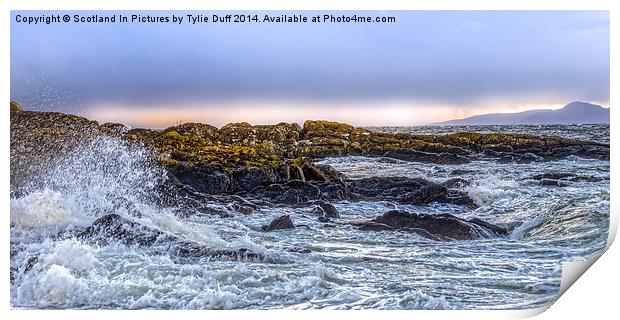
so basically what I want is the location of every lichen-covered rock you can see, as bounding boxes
[216,122,301,157]
[10,111,110,191]
[163,122,220,141]
[10,100,23,112]
[10,108,609,201]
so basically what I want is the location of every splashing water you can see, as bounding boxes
[10,126,610,310]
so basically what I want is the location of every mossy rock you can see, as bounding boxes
[163,122,220,141]
[302,120,354,140]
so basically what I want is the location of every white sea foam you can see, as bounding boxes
[10,128,610,310]
[511,216,545,240]
[46,239,103,275]
[467,176,519,206]
[15,239,101,306]
[398,290,453,310]
[36,265,84,304]
[10,188,75,227]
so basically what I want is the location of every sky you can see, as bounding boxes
[10,10,610,128]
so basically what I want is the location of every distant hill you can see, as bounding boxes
[435,102,609,125]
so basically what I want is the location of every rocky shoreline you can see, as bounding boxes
[9,101,611,269]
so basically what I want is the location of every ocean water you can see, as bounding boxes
[10,125,610,309]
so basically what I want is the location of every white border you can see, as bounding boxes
[2,1,617,319]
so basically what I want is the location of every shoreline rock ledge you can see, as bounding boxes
[11,105,609,197]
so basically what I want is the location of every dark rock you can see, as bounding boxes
[10,109,610,215]
[449,169,476,176]
[482,149,501,157]
[231,203,254,215]
[530,172,604,183]
[10,267,17,283]
[441,178,470,189]
[347,177,471,206]
[230,167,275,192]
[25,256,38,272]
[288,158,346,182]
[165,162,230,194]
[531,172,575,180]
[516,152,544,164]
[313,200,340,218]
[78,214,262,260]
[262,215,295,231]
[498,154,516,163]
[353,210,508,240]
[539,179,571,187]
[383,149,470,164]
[401,183,448,204]
[228,195,257,215]
[482,144,513,153]
[253,181,322,205]
[514,148,544,155]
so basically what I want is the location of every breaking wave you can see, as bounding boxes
[10,126,610,310]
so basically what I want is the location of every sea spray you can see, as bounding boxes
[36,137,167,219]
[467,175,519,207]
[10,188,74,227]
[10,125,610,310]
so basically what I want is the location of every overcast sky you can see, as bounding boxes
[10,10,609,127]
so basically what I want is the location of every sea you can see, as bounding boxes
[9,124,610,310]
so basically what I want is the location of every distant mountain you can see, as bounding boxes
[435,102,609,125]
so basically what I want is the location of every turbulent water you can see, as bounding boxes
[10,125,610,310]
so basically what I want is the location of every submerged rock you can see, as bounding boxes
[530,172,604,183]
[262,215,295,231]
[353,210,508,241]
[538,179,571,187]
[79,214,262,260]
[441,178,470,189]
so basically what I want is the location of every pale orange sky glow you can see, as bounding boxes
[84,99,599,129]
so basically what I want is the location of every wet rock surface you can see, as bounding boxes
[312,200,340,218]
[11,109,609,199]
[353,210,509,241]
[9,107,609,246]
[530,172,604,183]
[262,215,295,232]
[79,214,262,260]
